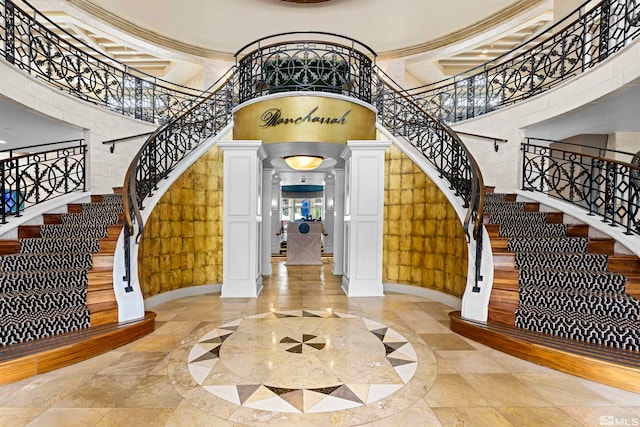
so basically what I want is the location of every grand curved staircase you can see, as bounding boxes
[452,187,640,392]
[0,188,154,384]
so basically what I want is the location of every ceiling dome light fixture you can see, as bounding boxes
[284,155,324,171]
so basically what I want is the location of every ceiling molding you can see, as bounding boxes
[65,0,235,61]
[376,0,547,61]
[67,0,546,62]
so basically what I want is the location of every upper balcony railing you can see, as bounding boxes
[0,0,203,124]
[234,31,376,104]
[406,0,640,123]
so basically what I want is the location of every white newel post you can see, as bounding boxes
[219,141,264,298]
[341,140,391,296]
[261,167,273,276]
[332,168,345,276]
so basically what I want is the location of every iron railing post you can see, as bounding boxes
[0,161,6,224]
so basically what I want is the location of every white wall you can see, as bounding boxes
[0,60,158,195]
[452,37,640,193]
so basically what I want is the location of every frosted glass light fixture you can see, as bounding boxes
[284,155,323,171]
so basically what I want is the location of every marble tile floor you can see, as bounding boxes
[1,259,639,426]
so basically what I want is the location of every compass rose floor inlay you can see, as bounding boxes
[169,308,438,423]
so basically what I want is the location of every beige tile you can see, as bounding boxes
[419,333,476,351]
[425,374,490,407]
[432,407,513,427]
[0,374,93,408]
[561,406,640,427]
[96,408,174,427]
[370,398,443,426]
[462,373,554,407]
[53,375,146,408]
[435,350,508,373]
[498,406,583,427]
[514,373,620,406]
[165,400,234,426]
[0,407,45,426]
[97,352,169,376]
[576,379,640,406]
[27,407,111,427]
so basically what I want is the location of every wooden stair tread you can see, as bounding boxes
[450,311,640,393]
[0,312,155,384]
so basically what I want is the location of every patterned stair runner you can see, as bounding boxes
[488,193,640,351]
[0,198,122,346]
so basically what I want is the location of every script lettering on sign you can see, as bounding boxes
[260,106,351,128]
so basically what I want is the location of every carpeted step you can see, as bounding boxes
[485,201,527,213]
[19,238,100,254]
[77,203,123,214]
[60,212,120,225]
[499,222,567,238]
[0,269,88,292]
[489,211,548,225]
[515,306,640,351]
[514,252,609,271]
[0,286,87,316]
[507,237,588,253]
[519,287,640,319]
[98,194,123,204]
[484,193,508,203]
[40,224,109,239]
[519,269,627,293]
[0,305,90,346]
[0,252,93,272]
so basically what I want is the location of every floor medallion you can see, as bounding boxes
[169,309,437,425]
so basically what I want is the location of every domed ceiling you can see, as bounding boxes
[67,0,543,59]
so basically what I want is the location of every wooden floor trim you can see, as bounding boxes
[450,311,640,393]
[0,312,155,385]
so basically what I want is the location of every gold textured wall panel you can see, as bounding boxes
[137,145,223,298]
[383,145,468,298]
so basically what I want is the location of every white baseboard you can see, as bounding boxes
[383,283,462,310]
[144,284,222,309]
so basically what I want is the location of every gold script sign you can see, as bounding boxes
[233,96,376,144]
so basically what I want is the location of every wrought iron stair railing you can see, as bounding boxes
[0,139,86,223]
[406,0,640,123]
[121,72,236,291]
[375,69,485,291]
[522,138,640,235]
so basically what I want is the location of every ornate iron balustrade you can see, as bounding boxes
[121,72,235,291]
[0,0,202,124]
[522,139,640,235]
[234,32,376,104]
[407,0,640,123]
[0,139,86,223]
[375,70,485,291]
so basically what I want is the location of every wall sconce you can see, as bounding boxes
[327,198,334,209]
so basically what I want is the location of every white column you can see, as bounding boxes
[219,141,263,298]
[323,174,335,254]
[261,167,273,276]
[271,177,282,255]
[332,168,345,276]
[341,140,391,296]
